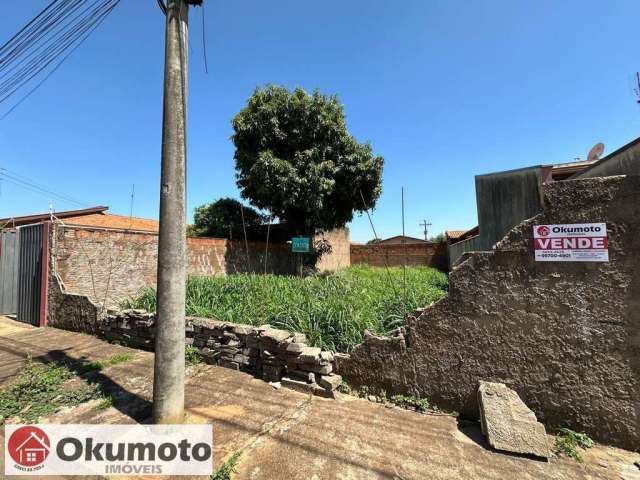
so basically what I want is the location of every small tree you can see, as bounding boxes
[190,197,265,239]
[232,85,384,240]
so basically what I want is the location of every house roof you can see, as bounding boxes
[448,226,479,245]
[376,235,428,244]
[445,230,467,241]
[64,213,159,232]
[0,206,159,232]
[0,206,108,228]
[15,432,50,452]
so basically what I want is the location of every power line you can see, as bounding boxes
[201,2,208,74]
[0,1,119,100]
[0,3,118,120]
[0,0,121,116]
[0,167,90,207]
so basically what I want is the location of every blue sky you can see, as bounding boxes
[0,0,639,242]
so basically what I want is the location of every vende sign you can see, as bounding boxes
[533,223,608,262]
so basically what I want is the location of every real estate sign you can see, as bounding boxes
[533,223,608,262]
[291,237,310,253]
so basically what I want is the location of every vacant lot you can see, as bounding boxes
[123,265,448,352]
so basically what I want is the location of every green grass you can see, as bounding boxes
[94,396,113,411]
[185,345,203,366]
[78,352,133,373]
[0,357,103,424]
[210,450,242,480]
[122,265,448,352]
[389,394,430,413]
[555,428,594,462]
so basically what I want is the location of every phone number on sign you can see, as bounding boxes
[537,252,571,258]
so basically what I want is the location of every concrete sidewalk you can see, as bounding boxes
[0,316,638,480]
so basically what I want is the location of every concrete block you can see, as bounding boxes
[299,346,322,363]
[318,374,342,391]
[286,342,305,354]
[478,381,549,458]
[287,369,316,384]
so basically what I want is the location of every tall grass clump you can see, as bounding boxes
[122,265,448,352]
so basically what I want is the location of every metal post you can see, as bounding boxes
[153,0,189,424]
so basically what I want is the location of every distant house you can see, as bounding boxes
[0,206,159,232]
[448,136,640,267]
[371,235,428,245]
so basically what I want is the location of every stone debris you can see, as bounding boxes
[103,310,340,399]
[478,381,550,459]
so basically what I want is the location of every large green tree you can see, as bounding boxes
[232,85,384,237]
[190,197,265,239]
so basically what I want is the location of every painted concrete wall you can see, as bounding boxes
[474,166,543,251]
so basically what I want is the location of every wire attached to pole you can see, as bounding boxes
[157,0,167,15]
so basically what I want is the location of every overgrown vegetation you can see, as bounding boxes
[210,450,243,480]
[123,265,448,352]
[0,358,104,424]
[555,428,594,462]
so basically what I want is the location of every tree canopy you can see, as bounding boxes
[190,197,265,239]
[232,85,384,236]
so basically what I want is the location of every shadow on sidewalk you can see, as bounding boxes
[39,348,153,423]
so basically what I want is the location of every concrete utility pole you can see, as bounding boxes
[153,0,190,424]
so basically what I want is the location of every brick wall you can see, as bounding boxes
[315,228,351,271]
[350,242,448,270]
[51,224,350,308]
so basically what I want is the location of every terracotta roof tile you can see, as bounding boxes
[64,213,159,232]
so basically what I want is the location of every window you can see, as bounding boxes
[26,451,37,462]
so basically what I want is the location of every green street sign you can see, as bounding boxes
[291,237,310,253]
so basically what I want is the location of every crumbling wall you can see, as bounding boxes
[335,176,640,451]
[103,309,342,398]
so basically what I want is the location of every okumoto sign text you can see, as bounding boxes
[4,424,213,476]
[533,223,608,262]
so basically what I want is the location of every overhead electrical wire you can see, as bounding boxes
[0,167,90,207]
[0,0,121,118]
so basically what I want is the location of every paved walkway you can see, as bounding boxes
[0,316,638,480]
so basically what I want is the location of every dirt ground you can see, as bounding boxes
[0,315,638,480]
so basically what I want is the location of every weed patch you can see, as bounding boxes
[389,394,430,413]
[337,381,352,395]
[79,352,133,373]
[185,346,203,366]
[0,358,102,424]
[94,396,113,411]
[124,266,448,353]
[555,428,594,462]
[210,450,242,480]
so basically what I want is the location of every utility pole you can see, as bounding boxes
[419,219,432,241]
[153,0,190,424]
